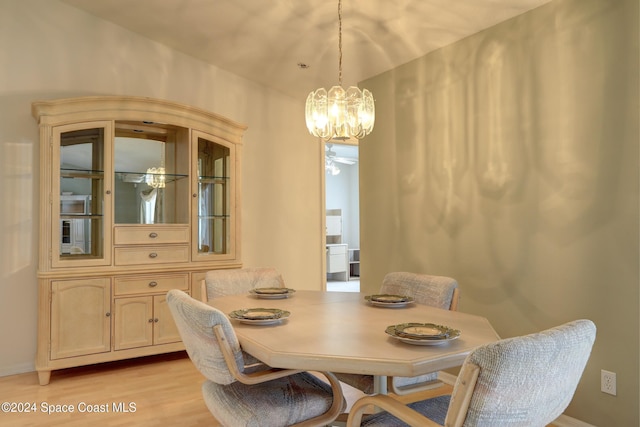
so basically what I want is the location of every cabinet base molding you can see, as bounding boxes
[36,345,186,386]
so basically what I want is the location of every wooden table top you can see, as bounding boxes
[208,290,499,377]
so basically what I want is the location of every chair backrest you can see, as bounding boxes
[381,272,459,310]
[166,289,244,385]
[202,267,285,301]
[447,319,596,426]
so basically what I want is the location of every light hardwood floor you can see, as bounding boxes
[0,352,215,426]
[0,352,559,426]
[0,352,374,427]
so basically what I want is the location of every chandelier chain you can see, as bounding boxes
[338,0,342,86]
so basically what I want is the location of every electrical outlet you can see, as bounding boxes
[601,370,616,396]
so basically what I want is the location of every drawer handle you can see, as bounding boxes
[149,232,158,238]
[148,281,158,287]
[149,253,158,259]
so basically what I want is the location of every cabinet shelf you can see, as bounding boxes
[60,214,103,220]
[198,176,229,183]
[348,248,360,279]
[61,168,105,179]
[115,171,189,185]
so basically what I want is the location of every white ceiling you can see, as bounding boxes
[61,0,551,100]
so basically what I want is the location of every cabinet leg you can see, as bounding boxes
[37,370,51,385]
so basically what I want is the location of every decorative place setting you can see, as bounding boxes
[249,287,296,299]
[228,308,291,325]
[385,322,460,346]
[365,294,415,308]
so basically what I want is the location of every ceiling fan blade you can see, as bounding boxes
[333,157,356,165]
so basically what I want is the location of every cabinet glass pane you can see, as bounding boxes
[59,128,105,259]
[197,138,230,254]
[113,122,189,225]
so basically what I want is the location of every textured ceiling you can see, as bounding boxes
[61,0,551,100]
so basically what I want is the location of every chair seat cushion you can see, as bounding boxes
[360,395,451,427]
[202,372,338,427]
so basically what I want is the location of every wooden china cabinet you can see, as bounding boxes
[32,96,246,384]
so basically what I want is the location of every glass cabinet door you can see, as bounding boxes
[54,121,112,267]
[192,131,235,260]
[113,122,189,225]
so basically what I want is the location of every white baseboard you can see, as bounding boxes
[0,362,35,378]
[437,372,596,427]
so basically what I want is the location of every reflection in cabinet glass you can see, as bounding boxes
[114,122,189,225]
[197,136,231,255]
[58,126,107,262]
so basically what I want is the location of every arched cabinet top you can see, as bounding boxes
[32,96,247,145]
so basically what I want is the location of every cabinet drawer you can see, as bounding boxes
[114,245,189,266]
[327,255,347,273]
[327,244,347,255]
[114,226,189,245]
[114,274,189,296]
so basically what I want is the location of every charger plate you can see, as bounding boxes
[229,308,291,325]
[385,324,460,346]
[249,287,296,299]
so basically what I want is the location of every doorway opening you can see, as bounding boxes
[324,142,360,292]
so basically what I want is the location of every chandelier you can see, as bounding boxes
[305,0,375,141]
[145,166,166,189]
[146,142,166,189]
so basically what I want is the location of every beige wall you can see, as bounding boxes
[360,0,638,425]
[0,0,323,375]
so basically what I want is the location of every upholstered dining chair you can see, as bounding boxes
[336,272,460,398]
[200,267,285,302]
[167,289,345,427]
[347,319,596,427]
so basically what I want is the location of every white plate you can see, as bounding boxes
[385,325,460,346]
[249,288,296,299]
[365,294,414,308]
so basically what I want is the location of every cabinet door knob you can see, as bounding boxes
[154,318,159,323]
[105,190,111,195]
[148,281,158,287]
[148,318,154,323]
[105,312,111,317]
[149,253,158,258]
[149,232,158,238]
[192,193,198,198]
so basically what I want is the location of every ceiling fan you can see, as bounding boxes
[325,143,357,165]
